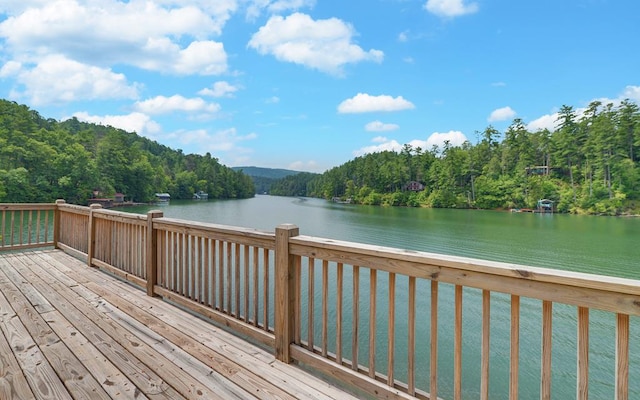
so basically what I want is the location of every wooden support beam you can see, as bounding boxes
[274,224,299,363]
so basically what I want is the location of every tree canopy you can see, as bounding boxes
[274,100,640,215]
[0,100,254,204]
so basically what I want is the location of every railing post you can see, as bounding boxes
[53,199,65,249]
[87,203,102,267]
[146,210,163,297]
[274,223,299,363]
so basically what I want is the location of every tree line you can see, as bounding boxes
[271,100,640,215]
[0,100,255,204]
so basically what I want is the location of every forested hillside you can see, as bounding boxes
[231,166,302,194]
[0,100,254,204]
[278,100,640,215]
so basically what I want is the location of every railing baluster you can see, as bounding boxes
[226,241,232,313]
[454,285,463,399]
[217,240,223,311]
[336,262,343,364]
[481,289,491,400]
[408,276,416,395]
[322,259,329,357]
[577,307,589,400]
[233,243,239,316]
[430,280,439,400]
[294,256,302,344]
[616,313,629,400]
[253,246,259,326]
[352,265,360,371]
[510,295,520,400]
[308,257,315,350]
[541,300,553,400]
[369,269,377,379]
[387,272,396,387]
[244,245,250,320]
[263,248,269,331]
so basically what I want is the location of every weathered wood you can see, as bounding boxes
[510,295,520,400]
[146,210,163,296]
[454,285,462,400]
[87,203,101,268]
[481,290,490,400]
[616,313,629,400]
[577,307,589,400]
[430,280,438,400]
[541,300,553,400]
[369,268,377,379]
[41,250,359,400]
[275,224,299,363]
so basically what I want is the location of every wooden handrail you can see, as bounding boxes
[3,201,638,400]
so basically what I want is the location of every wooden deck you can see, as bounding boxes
[0,250,361,400]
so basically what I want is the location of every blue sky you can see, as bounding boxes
[1,0,638,173]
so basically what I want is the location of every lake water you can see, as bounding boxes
[126,195,640,399]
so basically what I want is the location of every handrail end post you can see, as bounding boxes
[274,223,300,363]
[146,210,164,297]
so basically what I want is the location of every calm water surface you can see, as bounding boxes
[127,195,640,399]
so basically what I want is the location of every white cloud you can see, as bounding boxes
[621,85,640,102]
[488,106,516,122]
[245,0,316,21]
[338,93,415,113]
[72,111,161,136]
[133,95,220,116]
[524,85,640,132]
[354,131,468,158]
[425,130,468,150]
[248,13,383,76]
[198,81,239,97]
[177,127,258,153]
[353,139,403,157]
[266,96,280,104]
[0,1,231,74]
[0,60,22,77]
[365,120,399,132]
[8,55,139,105]
[424,0,479,17]
[288,160,320,172]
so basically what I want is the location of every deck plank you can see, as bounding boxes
[0,250,359,400]
[0,270,73,400]
[40,250,362,400]
[6,253,184,399]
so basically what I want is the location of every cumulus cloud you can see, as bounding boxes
[0,1,234,104]
[424,130,468,150]
[7,55,139,105]
[338,93,415,113]
[526,113,558,132]
[288,160,320,172]
[621,85,640,102]
[353,131,468,157]
[133,95,220,116]
[176,127,257,153]
[424,0,479,17]
[248,13,383,76]
[524,85,640,132]
[198,81,239,97]
[365,120,400,132]
[72,111,161,136]
[488,106,516,122]
[245,0,316,21]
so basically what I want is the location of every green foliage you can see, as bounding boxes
[0,100,254,204]
[270,100,640,215]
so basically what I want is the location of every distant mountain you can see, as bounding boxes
[231,166,303,194]
[231,166,302,179]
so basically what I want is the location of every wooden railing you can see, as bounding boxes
[1,200,638,400]
[0,203,56,250]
